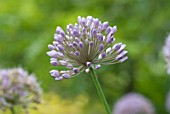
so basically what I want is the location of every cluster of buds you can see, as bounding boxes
[47,16,128,80]
[0,68,42,113]
[163,34,170,74]
[113,93,155,114]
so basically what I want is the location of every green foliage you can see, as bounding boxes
[0,0,170,113]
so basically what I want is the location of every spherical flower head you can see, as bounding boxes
[166,91,170,113]
[0,68,42,113]
[113,93,155,114]
[47,16,128,80]
[163,34,170,75]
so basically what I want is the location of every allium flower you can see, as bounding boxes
[166,92,170,113]
[163,34,170,74]
[0,68,42,113]
[47,16,128,80]
[113,93,155,114]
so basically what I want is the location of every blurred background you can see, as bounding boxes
[0,0,170,114]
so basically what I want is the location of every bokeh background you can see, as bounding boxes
[0,0,170,114]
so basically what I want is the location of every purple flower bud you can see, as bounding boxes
[89,41,94,46]
[73,68,79,73]
[112,26,117,33]
[119,56,128,63]
[75,51,80,56]
[112,43,122,51]
[50,70,60,78]
[106,37,114,44]
[78,16,82,24]
[75,37,80,43]
[73,30,80,37]
[47,50,58,58]
[50,61,59,66]
[55,76,63,80]
[95,64,101,70]
[98,44,104,51]
[79,42,84,48]
[101,52,106,58]
[48,44,55,50]
[106,47,112,54]
[86,62,92,67]
[106,27,111,35]
[69,44,73,48]
[81,17,86,26]
[93,18,99,27]
[56,26,63,34]
[117,44,126,53]
[92,29,97,36]
[59,60,68,66]
[62,74,71,79]
[73,42,78,47]
[102,22,108,30]
[116,51,128,60]
[54,34,63,43]
[82,28,86,34]
[58,45,64,52]
[97,34,103,42]
[60,31,66,37]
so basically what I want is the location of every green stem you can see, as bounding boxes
[90,68,111,114]
[10,107,15,114]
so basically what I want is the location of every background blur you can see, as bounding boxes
[0,0,170,114]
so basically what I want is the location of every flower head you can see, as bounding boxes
[163,34,170,74]
[113,93,155,114]
[166,91,170,113]
[47,16,128,80]
[0,68,42,113]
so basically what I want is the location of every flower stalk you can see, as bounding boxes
[90,68,111,114]
[10,107,15,114]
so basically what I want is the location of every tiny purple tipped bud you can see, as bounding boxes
[73,68,79,73]
[102,22,108,30]
[119,56,128,63]
[89,41,94,46]
[62,74,71,79]
[73,42,78,47]
[75,51,80,56]
[97,34,103,42]
[75,37,80,43]
[106,27,111,35]
[50,70,59,78]
[79,42,84,48]
[93,18,99,27]
[47,50,58,58]
[101,52,106,58]
[58,45,64,52]
[95,64,101,70]
[92,29,97,36]
[55,76,63,80]
[116,51,128,60]
[112,43,122,51]
[48,44,55,50]
[73,30,80,37]
[98,44,104,51]
[86,62,92,67]
[69,44,73,48]
[50,61,59,66]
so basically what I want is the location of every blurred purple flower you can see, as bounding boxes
[163,34,170,74]
[0,68,42,113]
[113,93,155,114]
[166,92,170,113]
[47,16,128,80]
